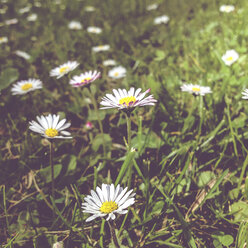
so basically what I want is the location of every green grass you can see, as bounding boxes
[1,0,248,247]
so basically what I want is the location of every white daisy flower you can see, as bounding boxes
[242,89,248,99]
[0,36,8,44]
[11,79,42,95]
[85,6,95,12]
[92,45,110,53]
[108,66,126,79]
[82,184,135,222]
[219,5,235,13]
[181,84,212,96]
[34,2,42,7]
[27,13,37,22]
[68,21,82,30]
[19,6,31,14]
[50,61,79,79]
[5,18,18,25]
[100,87,157,110]
[69,70,101,87]
[221,49,239,66]
[15,50,31,60]
[154,15,170,25]
[147,3,159,11]
[103,59,117,67]
[0,7,7,14]
[87,26,102,34]
[53,242,63,248]
[29,114,72,139]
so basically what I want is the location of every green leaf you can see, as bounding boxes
[197,171,215,188]
[0,68,19,90]
[92,133,112,152]
[154,49,166,61]
[88,110,106,121]
[66,155,77,175]
[38,164,62,183]
[230,201,248,222]
[220,235,234,246]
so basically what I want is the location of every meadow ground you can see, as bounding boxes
[1,0,248,247]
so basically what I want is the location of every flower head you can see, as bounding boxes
[29,114,72,139]
[221,49,239,66]
[85,121,93,130]
[19,6,31,14]
[92,45,110,53]
[82,184,135,222]
[69,70,101,87]
[154,15,170,25]
[15,50,31,60]
[0,36,8,44]
[181,84,212,96]
[242,89,248,99]
[50,61,79,79]
[87,26,102,34]
[11,79,42,95]
[68,21,82,30]
[5,18,18,25]
[85,6,95,12]
[147,3,159,11]
[27,13,37,21]
[108,66,126,79]
[52,242,63,248]
[103,59,117,67]
[219,5,235,13]
[100,87,157,111]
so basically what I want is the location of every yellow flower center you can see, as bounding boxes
[119,96,136,106]
[114,72,119,77]
[225,6,231,11]
[192,87,200,92]
[100,201,118,214]
[21,83,33,91]
[227,56,233,61]
[98,45,104,49]
[82,77,91,82]
[59,66,69,74]
[45,128,58,137]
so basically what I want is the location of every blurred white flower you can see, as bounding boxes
[85,6,95,12]
[147,3,159,11]
[5,18,18,25]
[68,21,82,30]
[15,50,31,60]
[82,184,135,222]
[181,84,212,96]
[29,114,72,139]
[108,66,126,79]
[0,36,8,44]
[242,89,248,99]
[87,26,102,34]
[34,2,41,7]
[11,79,42,95]
[221,49,239,66]
[219,5,235,13]
[0,6,7,14]
[154,15,170,24]
[100,88,157,110]
[69,70,101,87]
[53,242,63,248]
[27,13,37,21]
[19,6,31,14]
[103,59,117,66]
[50,61,79,79]
[92,45,110,53]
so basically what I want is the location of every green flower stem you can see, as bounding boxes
[108,221,120,248]
[49,140,55,214]
[87,88,107,158]
[126,113,133,188]
[197,95,203,138]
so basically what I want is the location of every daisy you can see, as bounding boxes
[15,50,31,60]
[92,45,110,53]
[108,66,126,79]
[29,114,72,139]
[103,59,117,66]
[68,21,82,30]
[154,15,170,25]
[147,3,159,11]
[241,89,248,99]
[5,18,18,25]
[219,5,235,13]
[87,26,102,34]
[53,242,63,248]
[19,6,31,14]
[82,183,135,222]
[181,84,212,96]
[50,61,79,79]
[69,70,101,87]
[100,87,157,110]
[0,36,8,44]
[27,13,37,21]
[221,49,239,66]
[11,79,42,95]
[85,6,95,12]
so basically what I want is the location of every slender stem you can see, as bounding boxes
[87,87,107,157]
[126,113,133,188]
[49,140,55,208]
[197,95,203,138]
[107,221,120,248]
